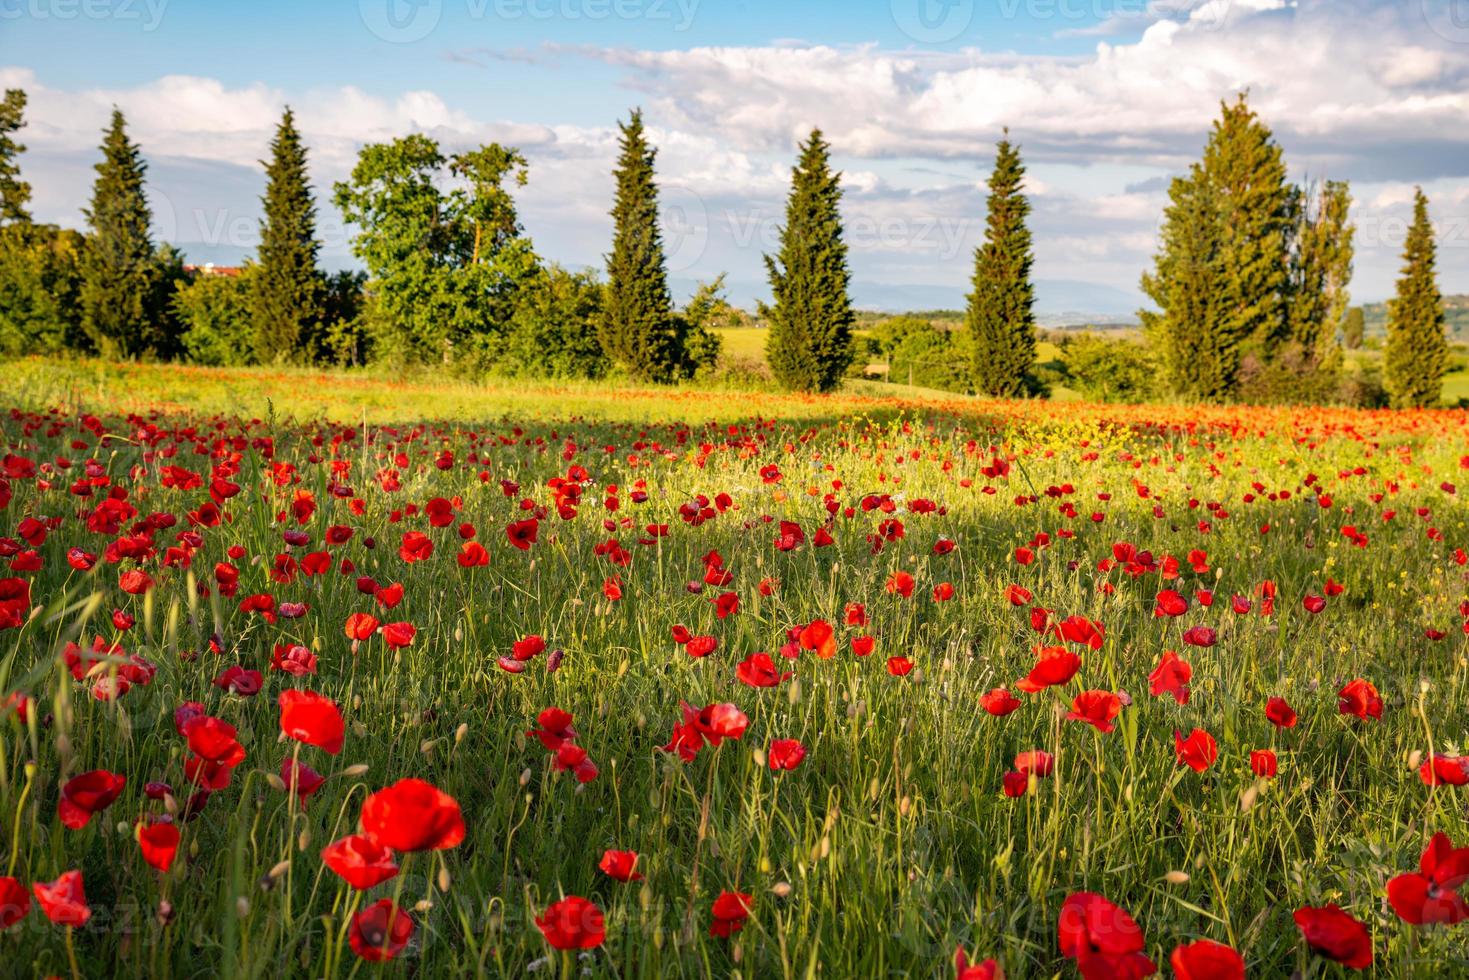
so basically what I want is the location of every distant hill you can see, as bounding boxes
[1359,295,1469,341]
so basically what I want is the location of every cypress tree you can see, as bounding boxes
[80,108,168,358]
[762,128,854,393]
[252,107,323,363]
[1205,94,1293,361]
[1140,94,1295,401]
[600,110,680,382]
[1140,168,1230,399]
[1383,188,1448,408]
[0,88,31,225]
[965,132,1036,397]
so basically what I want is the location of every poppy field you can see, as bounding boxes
[2,363,1469,978]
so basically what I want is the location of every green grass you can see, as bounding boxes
[1,359,1468,978]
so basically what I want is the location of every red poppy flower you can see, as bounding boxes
[381,621,417,649]
[349,899,414,961]
[1057,891,1156,979]
[1387,832,1469,926]
[512,634,546,661]
[709,891,752,937]
[1056,615,1105,650]
[1169,938,1244,980]
[886,571,916,598]
[506,518,539,551]
[213,665,263,697]
[954,947,1001,980]
[1420,754,1469,786]
[1153,589,1188,618]
[712,591,739,618]
[0,876,28,928]
[686,635,718,658]
[33,870,90,926]
[1249,749,1278,778]
[1174,728,1218,772]
[58,769,126,829]
[182,715,246,766]
[137,820,180,872]
[1337,678,1382,721]
[692,701,749,744]
[1005,584,1032,606]
[980,688,1022,716]
[769,738,806,771]
[1265,696,1298,728]
[1302,594,1326,614]
[360,778,465,852]
[553,743,600,783]
[322,834,400,890]
[279,689,344,755]
[457,541,489,567]
[1015,647,1080,693]
[536,895,605,949]
[1292,904,1372,969]
[598,849,643,882]
[736,652,793,688]
[527,707,578,750]
[1148,650,1191,704]
[344,612,379,641]
[1002,770,1030,797]
[1066,691,1122,733]
[281,757,326,801]
[799,619,837,659]
[887,656,915,676]
[1015,750,1054,777]
[1181,626,1217,647]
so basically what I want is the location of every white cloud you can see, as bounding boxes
[6,0,1468,307]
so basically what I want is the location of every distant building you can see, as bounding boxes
[183,263,243,278]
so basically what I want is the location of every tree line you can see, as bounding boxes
[0,88,1454,404]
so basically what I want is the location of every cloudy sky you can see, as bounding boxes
[4,0,1469,314]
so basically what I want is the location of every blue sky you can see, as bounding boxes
[5,0,1469,314]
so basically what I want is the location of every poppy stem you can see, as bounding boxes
[65,925,81,980]
[560,948,572,980]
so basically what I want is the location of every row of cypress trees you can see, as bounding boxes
[2,88,1452,404]
[603,117,1038,395]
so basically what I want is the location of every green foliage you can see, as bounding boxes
[673,275,732,380]
[1341,307,1365,350]
[173,269,254,366]
[965,134,1036,397]
[0,88,31,225]
[78,109,179,359]
[251,108,324,364]
[599,110,683,383]
[1059,332,1158,402]
[0,223,83,355]
[873,316,967,392]
[332,135,538,367]
[762,129,854,392]
[500,265,607,379]
[1384,189,1448,408]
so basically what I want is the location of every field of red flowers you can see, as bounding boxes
[2,366,1468,977]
